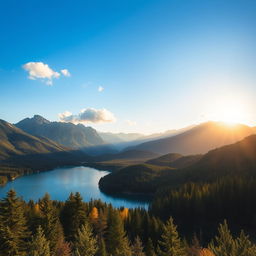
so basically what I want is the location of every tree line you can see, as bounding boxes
[1,190,256,256]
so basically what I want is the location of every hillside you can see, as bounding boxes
[0,119,90,182]
[99,164,174,194]
[147,153,202,168]
[87,150,159,171]
[16,115,105,148]
[128,121,255,155]
[146,153,183,166]
[99,135,256,194]
[0,119,68,160]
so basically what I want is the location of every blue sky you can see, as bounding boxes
[1,0,256,133]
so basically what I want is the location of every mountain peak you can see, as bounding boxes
[32,115,50,124]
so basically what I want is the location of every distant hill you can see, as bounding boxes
[146,153,183,166]
[147,153,202,169]
[176,134,256,184]
[16,115,105,148]
[128,122,255,155]
[99,135,256,194]
[0,119,68,160]
[102,125,195,151]
[95,149,159,162]
[87,150,159,171]
[99,132,143,144]
[99,164,174,194]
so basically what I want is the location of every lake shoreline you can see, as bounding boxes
[0,166,150,208]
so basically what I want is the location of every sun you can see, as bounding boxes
[208,97,250,125]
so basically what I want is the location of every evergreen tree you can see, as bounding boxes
[145,238,156,256]
[61,192,87,241]
[73,222,98,256]
[106,209,132,256]
[39,193,62,254]
[234,230,256,256]
[132,236,145,256]
[95,208,107,239]
[0,190,29,256]
[28,225,50,256]
[97,237,107,256]
[157,217,186,256]
[208,220,236,256]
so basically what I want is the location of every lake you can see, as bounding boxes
[0,166,150,208]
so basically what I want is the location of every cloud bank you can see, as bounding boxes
[59,108,116,124]
[23,62,70,85]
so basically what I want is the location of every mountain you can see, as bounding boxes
[175,134,256,184]
[0,118,91,182]
[99,132,144,144]
[15,115,105,148]
[100,134,256,194]
[100,125,195,151]
[0,119,68,160]
[127,122,255,155]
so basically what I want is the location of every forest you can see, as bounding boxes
[1,189,256,256]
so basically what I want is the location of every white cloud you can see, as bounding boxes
[61,69,71,77]
[125,120,137,126]
[23,62,70,85]
[59,108,116,124]
[58,111,73,121]
[98,86,104,92]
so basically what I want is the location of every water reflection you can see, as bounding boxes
[0,166,150,209]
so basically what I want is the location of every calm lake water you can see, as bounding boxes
[0,166,150,208]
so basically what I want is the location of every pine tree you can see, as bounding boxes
[0,190,29,256]
[95,209,107,239]
[61,192,87,241]
[39,193,62,255]
[28,225,50,256]
[106,209,132,256]
[97,237,107,256]
[208,220,236,256]
[132,236,145,256]
[234,230,256,256]
[157,217,186,256]
[145,238,156,256]
[73,222,98,256]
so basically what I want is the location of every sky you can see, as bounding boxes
[1,0,256,134]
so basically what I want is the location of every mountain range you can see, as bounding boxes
[15,115,105,148]
[127,121,255,155]
[99,134,256,194]
[0,119,68,160]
